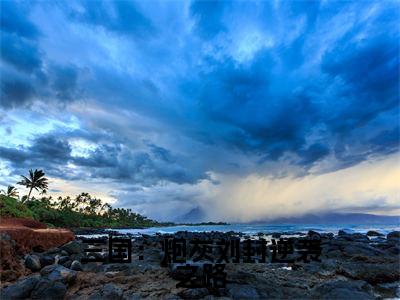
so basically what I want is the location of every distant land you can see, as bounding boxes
[176,207,399,225]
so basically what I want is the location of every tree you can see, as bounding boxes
[0,185,19,198]
[17,169,49,202]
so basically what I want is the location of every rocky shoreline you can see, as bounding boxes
[1,229,399,299]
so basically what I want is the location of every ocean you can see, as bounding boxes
[109,223,400,236]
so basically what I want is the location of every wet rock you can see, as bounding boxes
[320,232,334,239]
[366,230,384,237]
[342,242,386,257]
[89,283,124,300]
[178,288,209,299]
[227,284,260,299]
[387,231,400,240]
[70,260,83,271]
[351,233,370,242]
[56,255,70,265]
[376,282,400,299]
[25,254,41,272]
[271,232,281,238]
[61,260,72,268]
[40,265,77,285]
[169,263,203,280]
[338,230,348,236]
[311,279,374,299]
[30,278,67,300]
[385,245,400,255]
[307,230,321,240]
[338,262,400,284]
[45,247,60,255]
[39,255,55,267]
[61,240,82,254]
[0,275,40,299]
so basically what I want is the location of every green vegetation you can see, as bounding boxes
[17,169,49,202]
[0,185,19,198]
[0,195,34,219]
[0,194,165,229]
[0,169,167,229]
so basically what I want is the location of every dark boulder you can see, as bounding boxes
[366,230,384,237]
[178,288,209,299]
[70,260,83,271]
[30,278,67,300]
[227,284,260,299]
[60,240,83,254]
[88,283,124,300]
[311,279,374,299]
[307,230,321,240]
[387,231,400,240]
[56,255,69,265]
[39,255,55,268]
[25,254,41,272]
[40,265,77,285]
[0,275,40,299]
[338,262,400,284]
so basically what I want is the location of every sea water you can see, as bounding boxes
[110,223,400,236]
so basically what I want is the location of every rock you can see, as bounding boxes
[307,230,321,240]
[271,232,281,238]
[338,262,400,284]
[169,263,203,280]
[387,231,400,240]
[61,260,72,268]
[0,275,40,299]
[366,230,384,237]
[178,288,209,299]
[385,245,400,255]
[30,278,67,300]
[70,260,83,271]
[311,279,374,299]
[351,233,370,242]
[227,284,260,299]
[60,240,82,254]
[40,265,77,285]
[56,255,70,265]
[338,230,348,236]
[89,283,124,300]
[45,247,60,255]
[39,255,55,267]
[25,254,41,271]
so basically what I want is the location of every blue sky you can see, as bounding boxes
[0,0,399,221]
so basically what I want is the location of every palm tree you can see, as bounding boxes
[17,169,49,202]
[0,185,19,198]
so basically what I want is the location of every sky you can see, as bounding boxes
[0,0,399,222]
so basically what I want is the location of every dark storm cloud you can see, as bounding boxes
[0,76,35,108]
[0,0,398,186]
[321,35,399,132]
[181,50,320,163]
[0,1,39,39]
[0,1,82,108]
[50,64,80,101]
[0,132,208,186]
[1,32,42,73]
[0,135,71,166]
